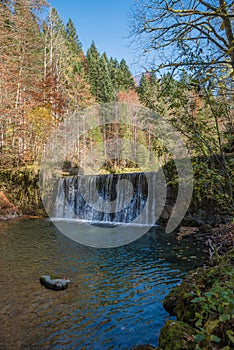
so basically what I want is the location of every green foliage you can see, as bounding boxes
[50,8,66,36]
[192,157,233,213]
[86,41,103,100]
[0,167,42,214]
[138,73,159,110]
[109,57,120,90]
[117,58,135,91]
[98,53,115,102]
[1,1,136,168]
[66,18,82,54]
[138,69,233,215]
[86,42,135,102]
[163,250,234,350]
[192,275,234,349]
[159,320,196,349]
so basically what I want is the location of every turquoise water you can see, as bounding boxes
[0,219,206,349]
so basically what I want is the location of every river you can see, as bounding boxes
[0,218,206,349]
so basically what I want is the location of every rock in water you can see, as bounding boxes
[39,275,72,291]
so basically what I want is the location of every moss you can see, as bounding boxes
[163,249,234,326]
[0,167,44,215]
[162,249,234,349]
[158,320,196,350]
[163,281,198,324]
[133,248,234,350]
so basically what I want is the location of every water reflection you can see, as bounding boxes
[0,219,205,349]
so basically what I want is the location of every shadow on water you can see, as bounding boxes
[0,219,207,350]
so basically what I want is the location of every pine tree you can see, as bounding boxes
[117,59,135,91]
[109,57,119,91]
[138,72,158,109]
[87,43,115,102]
[97,53,115,102]
[101,51,109,65]
[66,18,82,55]
[86,41,101,99]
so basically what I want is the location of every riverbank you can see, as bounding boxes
[0,191,21,220]
[133,222,234,350]
[0,190,46,221]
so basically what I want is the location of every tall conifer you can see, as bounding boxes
[118,59,135,91]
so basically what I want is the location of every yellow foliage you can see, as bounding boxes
[27,107,56,137]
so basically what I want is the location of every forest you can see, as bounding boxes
[0,0,233,218]
[0,0,136,167]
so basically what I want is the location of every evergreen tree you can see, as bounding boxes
[45,8,66,69]
[65,18,85,77]
[87,44,115,102]
[86,41,101,99]
[138,72,158,109]
[86,43,136,101]
[109,57,119,91]
[97,53,115,102]
[117,59,135,91]
[66,18,82,55]
[101,51,109,65]
[49,8,66,40]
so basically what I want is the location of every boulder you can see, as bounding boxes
[159,320,196,350]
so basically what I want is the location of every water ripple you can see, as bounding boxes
[0,219,206,349]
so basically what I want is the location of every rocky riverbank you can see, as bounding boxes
[133,222,234,350]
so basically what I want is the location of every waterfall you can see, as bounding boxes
[54,172,161,225]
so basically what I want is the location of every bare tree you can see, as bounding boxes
[131,0,234,75]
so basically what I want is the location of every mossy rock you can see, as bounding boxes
[163,249,234,325]
[133,251,234,350]
[163,281,198,324]
[158,320,196,350]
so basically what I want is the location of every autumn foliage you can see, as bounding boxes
[0,0,135,168]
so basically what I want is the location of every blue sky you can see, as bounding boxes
[48,0,141,75]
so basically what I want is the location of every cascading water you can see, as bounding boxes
[54,172,161,225]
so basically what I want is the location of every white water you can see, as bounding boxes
[54,172,165,226]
